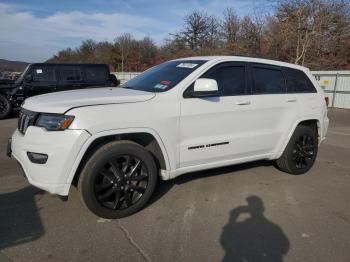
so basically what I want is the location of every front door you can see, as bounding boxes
[24,65,57,97]
[180,62,256,168]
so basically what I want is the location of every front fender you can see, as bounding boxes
[65,127,172,185]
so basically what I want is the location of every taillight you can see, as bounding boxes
[325,97,329,107]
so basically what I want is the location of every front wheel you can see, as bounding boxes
[78,141,157,218]
[275,125,318,175]
[0,94,12,119]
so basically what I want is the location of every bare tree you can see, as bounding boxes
[239,16,262,56]
[276,0,319,65]
[78,39,96,63]
[221,7,240,53]
[48,0,350,71]
[115,33,134,71]
[206,15,221,49]
[171,11,217,51]
[139,36,158,67]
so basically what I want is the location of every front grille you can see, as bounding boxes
[18,109,38,134]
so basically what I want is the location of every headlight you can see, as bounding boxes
[36,114,74,131]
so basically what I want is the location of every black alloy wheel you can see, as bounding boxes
[94,155,149,210]
[275,125,318,175]
[78,141,157,218]
[292,135,315,169]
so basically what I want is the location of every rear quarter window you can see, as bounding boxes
[286,68,316,93]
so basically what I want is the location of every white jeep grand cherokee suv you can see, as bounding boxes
[8,56,329,218]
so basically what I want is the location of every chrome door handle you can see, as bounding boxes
[287,98,297,102]
[236,101,251,105]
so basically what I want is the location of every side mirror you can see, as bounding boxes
[109,74,120,86]
[24,74,33,83]
[193,78,218,97]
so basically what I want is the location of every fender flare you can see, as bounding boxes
[276,117,321,159]
[65,127,172,185]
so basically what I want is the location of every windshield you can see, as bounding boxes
[121,60,208,92]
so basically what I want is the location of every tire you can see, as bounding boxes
[0,94,12,119]
[275,125,318,175]
[78,140,157,219]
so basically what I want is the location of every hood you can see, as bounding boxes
[23,87,155,114]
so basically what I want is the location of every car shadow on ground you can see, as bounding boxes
[0,186,45,250]
[220,196,290,262]
[148,160,274,206]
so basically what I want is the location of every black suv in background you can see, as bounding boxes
[0,63,119,119]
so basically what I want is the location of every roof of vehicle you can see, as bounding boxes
[175,56,309,71]
[28,63,109,67]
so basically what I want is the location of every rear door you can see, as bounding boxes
[248,63,302,155]
[180,62,258,167]
[57,65,84,92]
[24,65,57,97]
[83,65,110,88]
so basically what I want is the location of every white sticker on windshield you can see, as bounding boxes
[154,84,167,90]
[176,63,198,69]
[36,69,43,74]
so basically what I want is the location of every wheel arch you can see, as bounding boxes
[67,128,171,187]
[278,118,321,159]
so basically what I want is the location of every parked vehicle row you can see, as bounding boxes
[0,63,119,119]
[7,56,329,218]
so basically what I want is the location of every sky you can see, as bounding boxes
[0,0,276,62]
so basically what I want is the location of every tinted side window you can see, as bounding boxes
[31,66,55,82]
[59,66,83,82]
[286,68,316,93]
[252,66,285,94]
[85,66,108,82]
[204,66,245,96]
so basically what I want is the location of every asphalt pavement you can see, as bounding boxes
[0,109,349,262]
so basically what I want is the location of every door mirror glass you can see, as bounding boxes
[193,78,218,96]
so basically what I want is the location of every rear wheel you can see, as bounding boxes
[78,141,157,218]
[275,125,318,175]
[0,94,12,119]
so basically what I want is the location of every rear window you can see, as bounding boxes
[59,66,83,82]
[31,66,55,82]
[121,60,207,92]
[252,66,285,94]
[286,68,316,93]
[85,66,108,82]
